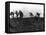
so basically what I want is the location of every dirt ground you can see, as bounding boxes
[10,17,44,32]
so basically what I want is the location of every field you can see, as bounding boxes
[10,17,45,32]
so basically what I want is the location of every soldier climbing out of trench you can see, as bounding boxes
[35,12,40,21]
[18,10,24,31]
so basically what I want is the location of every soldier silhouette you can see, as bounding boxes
[35,12,40,21]
[19,10,23,18]
[10,12,14,19]
[15,10,19,19]
[18,10,23,30]
[37,12,40,17]
[30,12,33,16]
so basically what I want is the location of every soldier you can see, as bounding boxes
[35,12,40,21]
[30,12,33,16]
[10,12,14,19]
[15,10,19,19]
[18,10,23,31]
[37,12,40,17]
[19,10,23,18]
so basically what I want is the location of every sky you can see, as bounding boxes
[10,3,44,17]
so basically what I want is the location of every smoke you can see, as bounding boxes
[10,3,44,18]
